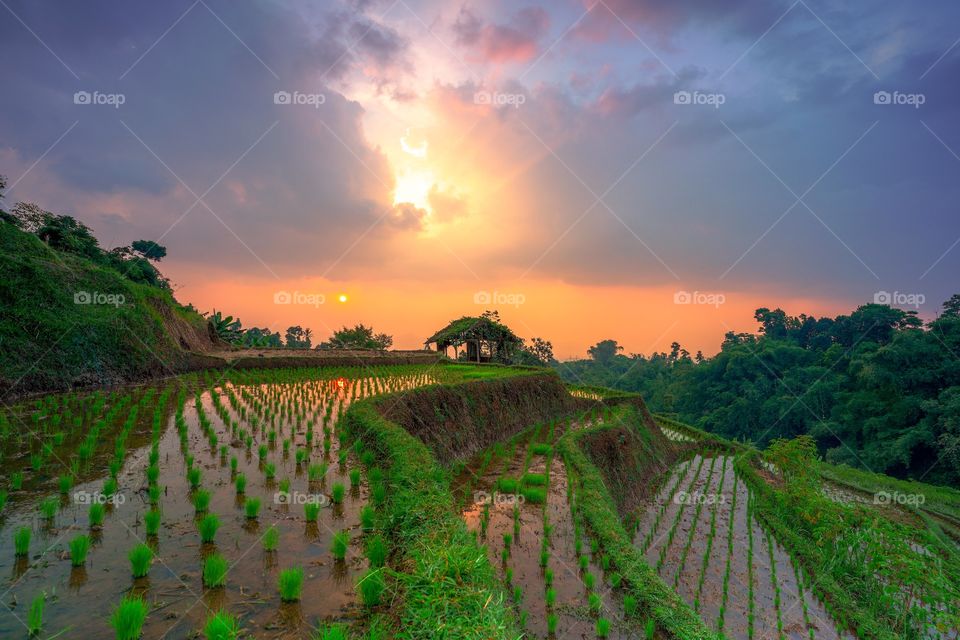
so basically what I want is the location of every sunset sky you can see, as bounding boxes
[3,0,960,358]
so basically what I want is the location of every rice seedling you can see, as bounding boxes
[39,496,58,519]
[70,534,91,566]
[262,525,279,551]
[258,444,268,461]
[547,613,558,635]
[370,482,387,506]
[142,508,161,537]
[522,472,547,486]
[203,553,228,587]
[0,490,6,514]
[540,549,550,567]
[304,502,320,521]
[296,448,307,464]
[59,474,73,494]
[513,585,523,603]
[584,571,596,590]
[12,471,23,490]
[531,443,552,456]
[234,473,246,494]
[349,468,361,487]
[645,619,655,639]
[264,462,276,479]
[332,530,349,560]
[146,465,159,485]
[314,623,348,640]
[110,594,148,640]
[279,477,290,493]
[623,594,637,617]
[89,502,105,528]
[357,567,386,607]
[245,497,261,519]
[588,592,602,615]
[28,592,44,636]
[331,482,345,504]
[497,477,519,493]
[277,566,304,601]
[521,486,546,504]
[199,513,221,544]
[360,504,376,531]
[14,526,30,556]
[579,555,589,570]
[609,572,621,588]
[203,610,241,640]
[366,534,387,567]
[596,617,611,638]
[149,484,161,505]
[545,568,554,586]
[187,467,202,490]
[546,588,556,607]
[308,463,328,482]
[194,489,211,513]
[128,543,153,577]
[230,456,238,472]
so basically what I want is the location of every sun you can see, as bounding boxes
[393,168,434,213]
[338,294,348,303]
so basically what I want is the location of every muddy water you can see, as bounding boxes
[460,421,636,639]
[634,456,846,640]
[0,374,433,639]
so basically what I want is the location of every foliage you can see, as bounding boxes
[321,323,393,350]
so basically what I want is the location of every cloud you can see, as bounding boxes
[453,6,549,64]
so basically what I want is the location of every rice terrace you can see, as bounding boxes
[3,0,960,639]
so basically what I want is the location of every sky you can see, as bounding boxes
[2,0,960,359]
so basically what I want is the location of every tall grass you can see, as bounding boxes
[357,567,386,607]
[110,595,148,640]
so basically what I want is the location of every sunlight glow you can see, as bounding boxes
[393,168,435,212]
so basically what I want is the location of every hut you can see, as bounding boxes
[424,315,522,362]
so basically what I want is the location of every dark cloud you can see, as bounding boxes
[453,5,549,63]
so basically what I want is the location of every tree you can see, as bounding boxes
[130,240,167,261]
[525,337,555,365]
[323,324,392,350]
[942,294,960,318]
[587,339,623,365]
[206,311,243,343]
[285,325,310,348]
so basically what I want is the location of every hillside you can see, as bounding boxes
[0,222,219,397]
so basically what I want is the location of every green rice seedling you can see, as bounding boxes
[579,555,589,571]
[258,444,268,461]
[234,474,246,494]
[522,472,547,486]
[230,456,238,472]
[0,490,6,514]
[148,484,161,505]
[14,526,30,556]
[308,463,327,482]
[12,471,24,490]
[145,509,161,536]
[103,476,118,496]
[203,610,241,640]
[304,502,320,521]
[370,482,386,506]
[245,497,261,519]
[349,468,361,487]
[596,617,611,638]
[521,487,546,504]
[146,465,159,485]
[277,566,304,601]
[30,452,43,471]
[623,595,637,618]
[540,550,550,567]
[645,619,655,639]
[89,502,105,528]
[588,592,602,615]
[282,439,291,455]
[262,525,279,551]
[194,489,211,513]
[186,455,195,470]
[219,445,228,458]
[360,505,375,531]
[609,572,621,588]
[264,462,276,480]
[584,571,596,590]
[505,567,513,584]
[361,450,375,467]
[545,568,554,586]
[531,443,552,455]
[39,496,58,519]
[279,477,290,493]
[332,530,349,560]
[314,623,348,640]
[357,568,386,607]
[128,543,153,577]
[331,482,345,504]
[187,467,202,490]
[547,613,558,635]
[70,534,91,566]
[59,475,73,494]
[203,553,228,587]
[199,513,220,543]
[503,532,512,548]
[28,592,44,636]
[513,585,523,603]
[110,595,147,640]
[497,477,519,493]
[295,448,307,465]
[366,535,387,567]
[546,588,556,607]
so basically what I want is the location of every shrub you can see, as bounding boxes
[199,514,220,544]
[278,567,304,601]
[203,553,228,587]
[70,534,91,566]
[357,567,386,607]
[128,543,153,577]
[14,526,30,557]
[204,610,241,640]
[110,595,148,640]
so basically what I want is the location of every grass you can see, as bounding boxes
[263,525,279,551]
[366,535,387,567]
[69,534,90,566]
[28,593,44,636]
[110,595,148,640]
[235,473,246,494]
[331,482,346,504]
[357,567,386,607]
[203,610,241,640]
[332,530,349,560]
[360,504,376,531]
[521,472,547,486]
[278,566,304,601]
[199,513,220,543]
[89,502,105,528]
[203,553,228,587]
[145,509,161,536]
[194,489,211,513]
[531,443,552,456]
[314,624,349,640]
[14,526,30,557]
[129,543,153,577]
[520,486,546,504]
[244,497,261,519]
